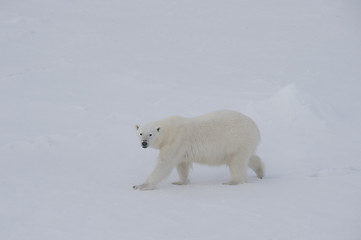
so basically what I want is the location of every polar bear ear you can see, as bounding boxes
[157,127,160,132]
[135,125,140,130]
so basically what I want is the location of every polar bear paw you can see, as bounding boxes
[133,183,155,190]
[172,179,190,185]
[222,180,245,185]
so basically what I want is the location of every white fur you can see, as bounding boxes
[134,110,264,190]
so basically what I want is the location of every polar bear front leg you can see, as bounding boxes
[173,162,191,185]
[133,159,174,190]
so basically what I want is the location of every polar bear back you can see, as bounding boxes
[156,110,260,165]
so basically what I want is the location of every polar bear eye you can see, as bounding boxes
[140,133,143,136]
[149,134,152,137]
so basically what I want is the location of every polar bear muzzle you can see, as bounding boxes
[142,141,148,148]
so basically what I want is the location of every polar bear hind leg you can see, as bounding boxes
[223,153,249,185]
[248,154,265,179]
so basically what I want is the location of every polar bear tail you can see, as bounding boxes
[248,155,265,179]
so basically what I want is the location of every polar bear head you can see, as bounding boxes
[135,124,161,149]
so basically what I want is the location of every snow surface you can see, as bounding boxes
[1,0,361,239]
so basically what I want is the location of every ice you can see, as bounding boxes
[1,0,361,239]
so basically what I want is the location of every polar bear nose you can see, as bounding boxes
[142,141,148,148]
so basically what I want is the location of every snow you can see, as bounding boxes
[1,0,361,239]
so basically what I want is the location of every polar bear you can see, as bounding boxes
[133,110,264,190]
